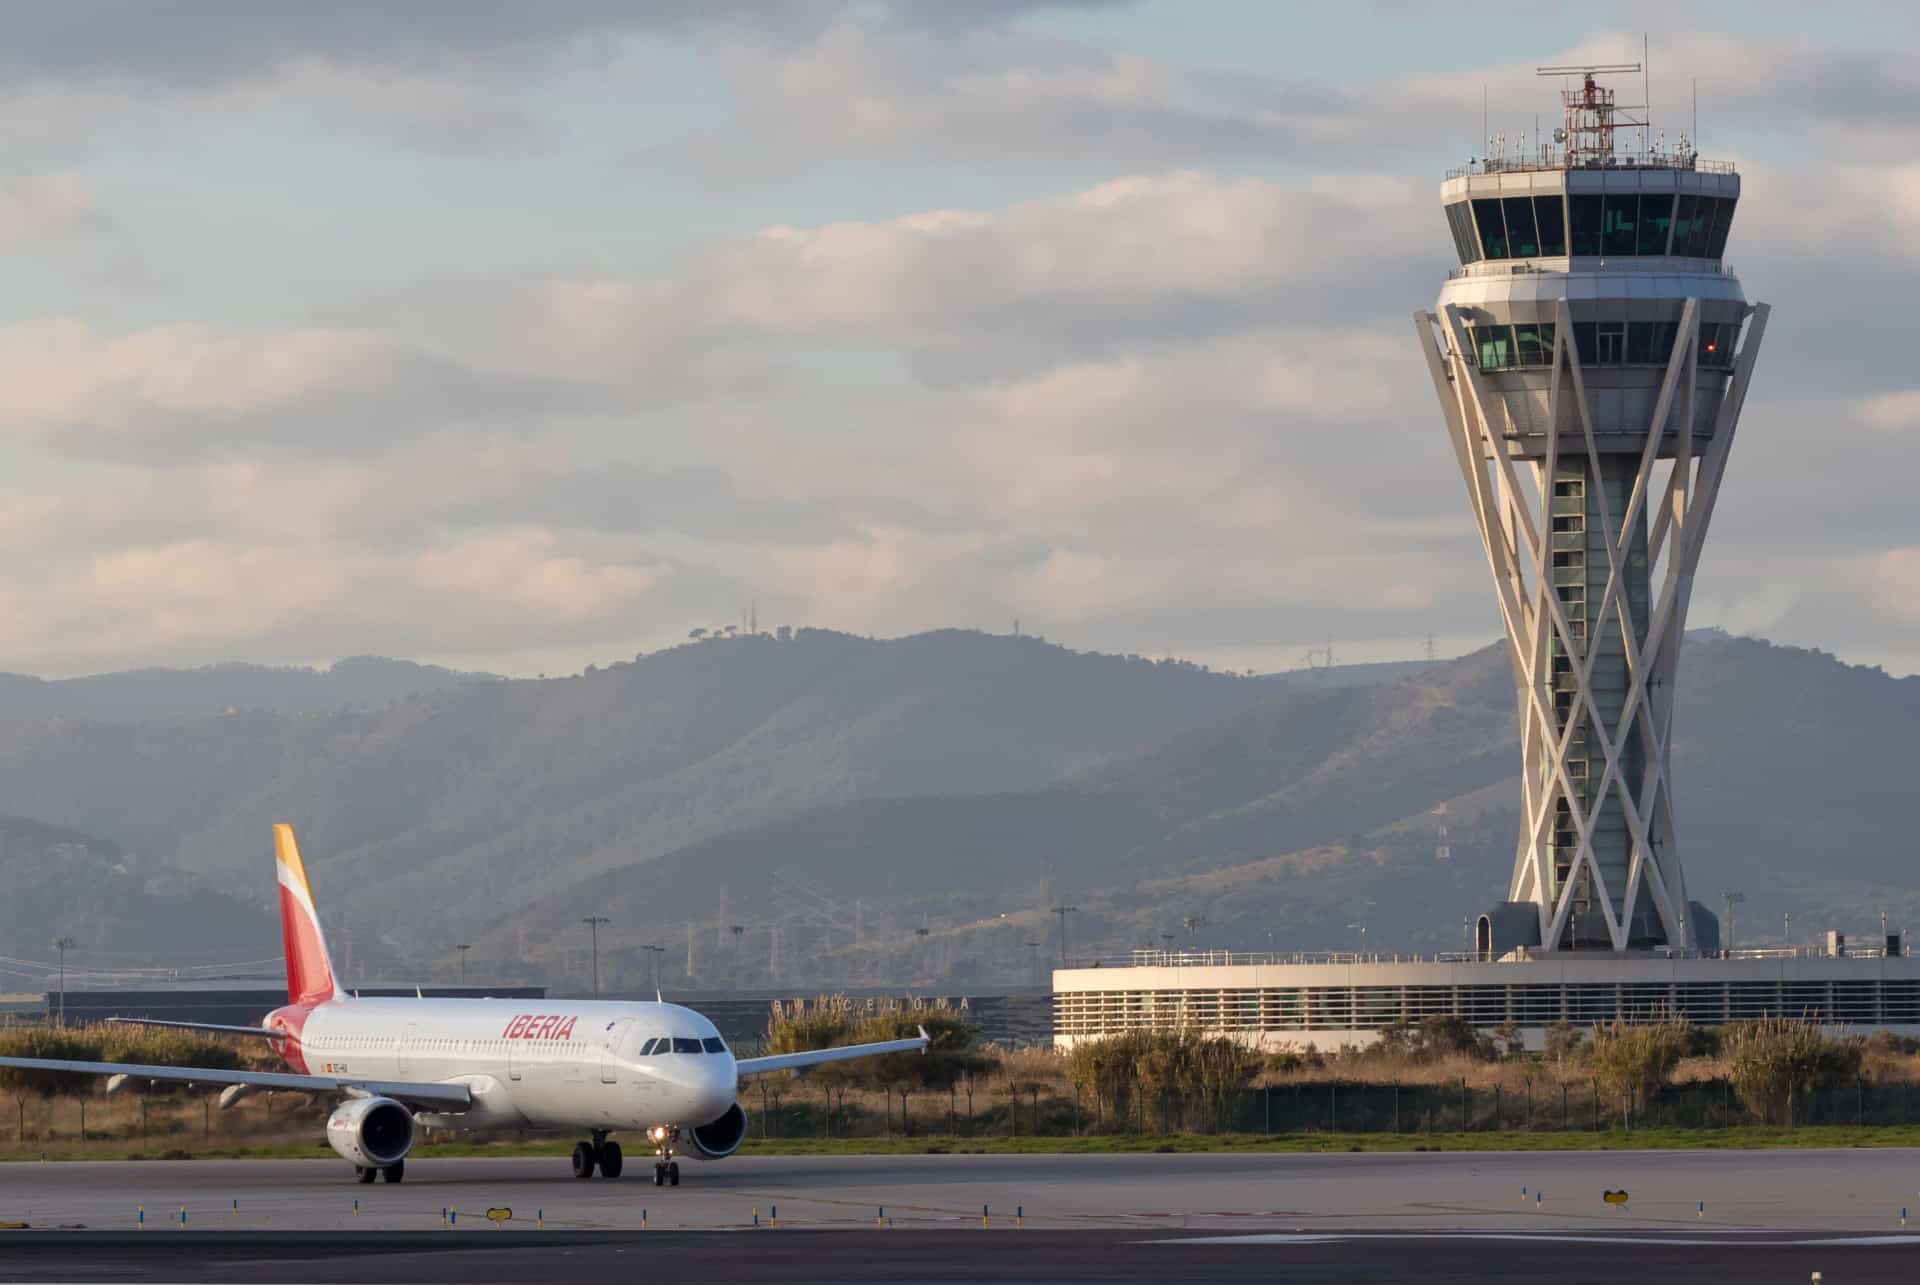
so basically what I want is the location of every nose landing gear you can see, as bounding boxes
[647,1125,681,1186]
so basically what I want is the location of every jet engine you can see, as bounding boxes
[685,1103,748,1159]
[326,1097,415,1169]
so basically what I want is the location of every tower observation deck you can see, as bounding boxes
[1414,66,1770,955]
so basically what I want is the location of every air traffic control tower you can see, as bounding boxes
[1415,66,1767,956]
[1053,69,1918,1054]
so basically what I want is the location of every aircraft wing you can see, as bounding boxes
[0,1055,472,1113]
[104,1017,284,1039]
[734,1027,931,1077]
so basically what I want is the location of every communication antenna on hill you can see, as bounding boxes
[1425,633,1438,667]
[1434,801,1451,862]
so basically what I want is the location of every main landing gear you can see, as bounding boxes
[571,1131,624,1180]
[647,1125,681,1187]
[354,1160,404,1184]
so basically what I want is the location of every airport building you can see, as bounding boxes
[1055,66,1920,1051]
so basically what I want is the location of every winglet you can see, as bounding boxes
[918,1024,931,1053]
[274,824,340,1006]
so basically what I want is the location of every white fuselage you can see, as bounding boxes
[282,997,739,1136]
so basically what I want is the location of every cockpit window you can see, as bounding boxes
[671,1037,702,1054]
[701,1036,726,1054]
[639,1037,662,1056]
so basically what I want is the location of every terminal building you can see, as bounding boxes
[1055,65,1920,1051]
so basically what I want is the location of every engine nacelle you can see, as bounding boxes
[685,1102,748,1159]
[326,1097,415,1169]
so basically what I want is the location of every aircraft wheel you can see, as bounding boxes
[652,1164,665,1187]
[599,1140,623,1179]
[355,1166,377,1184]
[667,1161,680,1187]
[571,1141,597,1179]
[382,1160,405,1184]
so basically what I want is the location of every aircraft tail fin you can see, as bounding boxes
[274,824,341,1006]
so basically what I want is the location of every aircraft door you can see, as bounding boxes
[600,1019,632,1084]
[508,1034,522,1081]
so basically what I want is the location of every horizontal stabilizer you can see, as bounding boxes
[104,1017,286,1040]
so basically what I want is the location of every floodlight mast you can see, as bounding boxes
[1416,66,1769,954]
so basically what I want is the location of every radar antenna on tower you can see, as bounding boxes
[1536,63,1646,167]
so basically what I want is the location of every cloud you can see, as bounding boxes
[526,171,1431,390]
[1870,549,1920,625]
[0,320,583,453]
[1858,390,1920,433]
[0,174,94,245]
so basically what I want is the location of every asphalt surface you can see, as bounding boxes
[3,1230,1919,1283]
[6,1149,1920,1232]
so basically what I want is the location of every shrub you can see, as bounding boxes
[1722,1019,1863,1125]
[764,996,984,1090]
[1585,1019,1690,1113]
[1065,1029,1262,1130]
[0,1024,242,1096]
[1373,1016,1495,1064]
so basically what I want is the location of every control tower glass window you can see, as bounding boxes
[1637,194,1675,255]
[1444,203,1480,264]
[1682,197,1716,257]
[1503,196,1540,257]
[1672,195,1698,255]
[1706,197,1737,258]
[1568,195,1602,256]
[1601,194,1638,256]
[1472,198,1508,259]
[1534,195,1567,255]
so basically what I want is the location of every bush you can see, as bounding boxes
[0,1024,242,1096]
[1373,1016,1495,1063]
[1722,1019,1862,1125]
[764,996,984,1090]
[1066,1029,1262,1131]
[1586,1019,1690,1113]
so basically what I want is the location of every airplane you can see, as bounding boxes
[0,824,927,1187]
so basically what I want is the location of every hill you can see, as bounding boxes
[0,656,489,721]
[0,816,278,978]
[0,630,1301,953]
[485,637,1919,989]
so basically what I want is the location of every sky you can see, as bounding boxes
[2,1,1917,680]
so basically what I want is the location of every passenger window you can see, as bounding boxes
[671,1037,701,1054]
[1568,195,1603,256]
[1503,196,1539,257]
[1472,198,1508,259]
[1637,195,1674,255]
[1601,194,1638,256]
[1706,198,1736,258]
[701,1037,726,1054]
[1533,195,1566,256]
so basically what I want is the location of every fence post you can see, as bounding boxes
[79,1098,86,1140]
[1392,1084,1399,1133]
[1264,1086,1271,1136]
[1494,1085,1501,1129]
[1330,1082,1338,1133]
[1460,1080,1468,1132]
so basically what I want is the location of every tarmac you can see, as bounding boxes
[3,1151,1920,1280]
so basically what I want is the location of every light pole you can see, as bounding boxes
[640,944,667,993]
[455,943,471,986]
[1026,939,1041,986]
[582,916,610,995]
[1722,892,1745,955]
[1050,905,1079,969]
[51,936,76,1028]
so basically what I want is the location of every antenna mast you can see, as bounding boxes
[1537,62,1644,167]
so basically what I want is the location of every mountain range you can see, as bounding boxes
[0,628,1910,992]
